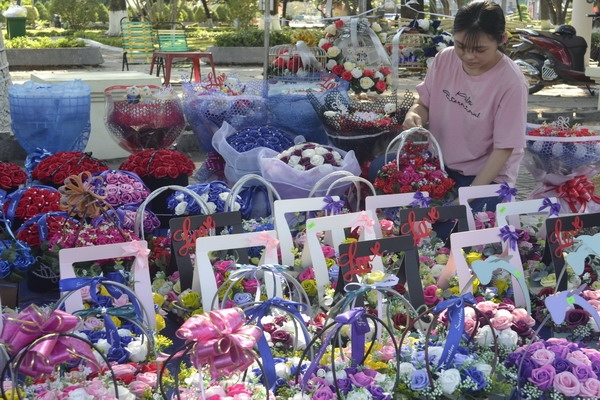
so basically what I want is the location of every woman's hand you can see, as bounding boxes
[402,102,429,129]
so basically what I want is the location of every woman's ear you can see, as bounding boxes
[501,31,509,45]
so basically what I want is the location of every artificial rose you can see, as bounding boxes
[580,378,600,398]
[423,285,440,306]
[327,46,341,58]
[359,77,375,90]
[553,371,581,397]
[567,350,592,366]
[439,368,461,395]
[475,325,494,347]
[531,348,556,366]
[565,308,590,329]
[343,61,356,71]
[410,369,429,391]
[490,309,513,331]
[126,339,148,363]
[324,24,337,36]
[528,364,556,391]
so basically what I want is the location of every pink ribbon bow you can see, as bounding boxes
[248,232,280,254]
[176,308,262,377]
[1,305,97,376]
[351,211,375,234]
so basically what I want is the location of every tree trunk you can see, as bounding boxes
[107,10,129,36]
[0,33,12,135]
[440,0,450,16]
[540,0,550,21]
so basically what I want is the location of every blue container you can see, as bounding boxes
[8,80,91,154]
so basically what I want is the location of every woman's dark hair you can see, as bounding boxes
[453,0,505,50]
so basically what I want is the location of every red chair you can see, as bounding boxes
[149,22,216,85]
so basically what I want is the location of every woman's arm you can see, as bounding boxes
[403,100,430,128]
[471,148,513,186]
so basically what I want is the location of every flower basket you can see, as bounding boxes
[3,185,62,229]
[0,162,27,195]
[31,151,109,188]
[104,85,186,153]
[182,75,268,153]
[524,120,600,213]
[373,127,456,202]
[8,80,91,154]
[308,86,415,165]
[94,169,151,207]
[267,41,327,78]
[266,72,348,144]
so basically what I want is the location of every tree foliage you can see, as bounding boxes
[50,0,98,30]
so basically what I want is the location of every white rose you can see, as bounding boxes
[327,46,341,58]
[293,165,305,171]
[290,394,311,400]
[474,363,493,377]
[157,280,174,295]
[302,149,316,158]
[218,192,229,201]
[275,362,291,379]
[427,346,444,362]
[343,61,356,71]
[475,325,495,346]
[333,151,342,162]
[430,264,444,278]
[378,32,387,42]
[174,201,188,215]
[398,362,416,376]
[371,22,382,33]
[374,71,384,80]
[439,368,461,395]
[206,202,217,214]
[288,155,301,166]
[418,19,430,31]
[109,385,136,400]
[204,385,227,398]
[359,77,374,90]
[95,338,111,354]
[67,388,94,400]
[310,155,325,166]
[319,38,331,48]
[230,201,241,211]
[126,339,149,362]
[436,42,448,52]
[326,59,338,70]
[315,146,329,155]
[324,111,338,117]
[324,24,337,36]
[117,328,133,337]
[351,67,363,79]
[497,328,519,348]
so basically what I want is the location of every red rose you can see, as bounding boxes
[331,64,344,76]
[272,57,287,69]
[321,42,333,51]
[341,71,353,81]
[374,80,387,93]
[379,66,391,76]
[287,56,302,72]
[362,69,375,77]
[334,20,344,28]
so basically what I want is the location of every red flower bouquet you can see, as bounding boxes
[119,149,195,180]
[16,212,79,248]
[31,151,109,187]
[0,162,27,193]
[3,186,62,225]
[373,140,455,200]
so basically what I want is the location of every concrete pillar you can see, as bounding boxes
[571,0,594,66]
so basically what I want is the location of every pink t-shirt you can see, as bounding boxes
[416,47,528,185]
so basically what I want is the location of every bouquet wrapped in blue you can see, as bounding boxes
[8,80,91,154]
[182,74,268,152]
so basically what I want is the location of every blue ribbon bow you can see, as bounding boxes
[538,197,560,217]
[499,225,520,251]
[496,182,517,202]
[322,195,345,215]
[341,275,399,311]
[431,293,476,368]
[24,147,52,178]
[410,191,432,208]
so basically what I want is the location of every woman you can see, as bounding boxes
[402,0,528,212]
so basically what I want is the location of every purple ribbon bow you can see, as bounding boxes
[499,225,520,251]
[538,197,560,217]
[496,182,517,202]
[410,191,432,208]
[322,195,345,215]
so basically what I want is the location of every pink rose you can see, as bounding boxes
[580,378,600,398]
[241,278,259,293]
[80,286,92,302]
[83,316,104,330]
[567,350,592,366]
[129,381,152,397]
[531,349,556,366]
[512,308,536,327]
[475,301,498,315]
[553,371,581,397]
[112,363,137,378]
[380,219,394,235]
[464,317,477,335]
[298,268,315,281]
[321,245,336,258]
[169,271,180,282]
[583,290,600,300]
[423,285,440,306]
[135,372,157,386]
[113,293,130,307]
[490,309,513,331]
[377,345,397,361]
[227,383,253,396]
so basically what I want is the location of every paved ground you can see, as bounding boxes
[7,41,600,199]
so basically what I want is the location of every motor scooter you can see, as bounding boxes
[509,24,594,95]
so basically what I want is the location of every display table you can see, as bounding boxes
[30,71,162,159]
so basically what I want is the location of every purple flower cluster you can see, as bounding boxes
[302,367,392,400]
[97,170,150,207]
[505,338,600,398]
[226,126,294,153]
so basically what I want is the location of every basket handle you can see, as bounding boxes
[104,85,162,95]
[225,174,282,214]
[307,171,356,199]
[134,185,212,238]
[384,127,446,172]
[309,171,376,212]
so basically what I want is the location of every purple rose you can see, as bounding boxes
[313,385,335,400]
[592,361,600,377]
[528,364,556,391]
[367,385,391,400]
[120,183,134,193]
[120,193,133,203]
[344,367,359,376]
[105,194,120,206]
[504,351,525,368]
[105,174,119,184]
[574,364,597,380]
[349,371,375,388]
[336,378,352,395]
[410,369,429,391]
[565,308,590,329]
[518,357,537,383]
[552,357,572,374]
[547,344,569,359]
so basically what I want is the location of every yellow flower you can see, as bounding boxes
[180,290,201,309]
[301,279,317,297]
[151,278,166,292]
[290,29,318,46]
[2,389,25,400]
[153,292,165,307]
[110,316,121,327]
[365,270,386,284]
[435,254,449,264]
[592,281,600,290]
[466,252,482,265]
[172,281,181,294]
[325,258,336,269]
[155,313,166,331]
[365,359,388,371]
[449,286,460,295]
[191,308,204,316]
[494,279,509,295]
[472,278,480,294]
[100,286,110,296]
[540,273,557,288]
